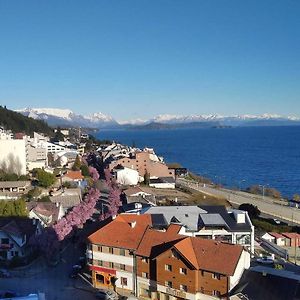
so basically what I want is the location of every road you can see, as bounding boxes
[0,243,96,300]
[177,178,300,225]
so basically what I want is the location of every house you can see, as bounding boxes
[0,217,41,261]
[50,188,82,211]
[261,232,276,244]
[269,232,286,246]
[0,181,31,193]
[27,202,65,227]
[113,166,140,186]
[281,232,300,247]
[62,170,84,183]
[149,177,176,189]
[142,205,255,254]
[122,187,156,208]
[86,214,250,299]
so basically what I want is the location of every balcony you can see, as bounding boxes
[0,244,12,250]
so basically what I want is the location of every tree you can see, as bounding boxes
[35,169,56,188]
[144,170,150,186]
[72,155,81,171]
[239,203,261,219]
[89,166,99,182]
[80,164,90,177]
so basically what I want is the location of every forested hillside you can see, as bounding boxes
[0,105,53,135]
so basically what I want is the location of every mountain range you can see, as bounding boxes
[16,107,300,129]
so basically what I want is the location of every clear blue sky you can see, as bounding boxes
[0,0,299,121]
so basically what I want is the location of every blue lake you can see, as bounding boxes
[96,126,300,198]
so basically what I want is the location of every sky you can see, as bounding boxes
[0,0,299,121]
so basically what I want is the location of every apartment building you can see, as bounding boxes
[87,214,250,300]
[108,150,175,179]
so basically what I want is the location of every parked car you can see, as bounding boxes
[95,289,118,300]
[0,269,11,278]
[69,265,82,279]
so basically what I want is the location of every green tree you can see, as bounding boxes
[36,169,56,188]
[144,170,150,186]
[239,203,261,219]
[80,164,90,177]
[26,187,42,201]
[72,155,81,171]
[13,199,28,216]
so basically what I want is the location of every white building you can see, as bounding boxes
[114,166,140,186]
[0,138,27,175]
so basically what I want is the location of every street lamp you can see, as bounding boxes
[259,184,269,199]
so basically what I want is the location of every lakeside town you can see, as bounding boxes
[0,123,300,300]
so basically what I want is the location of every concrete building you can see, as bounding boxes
[108,150,175,179]
[87,214,250,300]
[0,138,27,175]
[113,166,140,186]
[142,205,255,255]
[27,145,48,170]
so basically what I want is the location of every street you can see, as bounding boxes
[177,178,300,225]
[0,243,96,300]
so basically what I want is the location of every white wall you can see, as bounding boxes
[229,250,250,290]
[116,168,139,186]
[116,270,134,291]
[149,182,175,189]
[0,139,27,175]
[88,251,134,267]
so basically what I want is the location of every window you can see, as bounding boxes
[165,281,172,288]
[212,273,220,280]
[121,277,128,286]
[98,246,102,252]
[1,238,9,244]
[213,290,221,297]
[142,272,148,279]
[142,257,148,263]
[201,270,205,276]
[120,249,125,256]
[180,268,187,275]
[109,262,114,268]
[165,264,172,271]
[120,264,125,270]
[109,247,113,254]
[98,260,103,266]
[180,285,187,292]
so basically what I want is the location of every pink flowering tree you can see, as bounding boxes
[89,166,100,182]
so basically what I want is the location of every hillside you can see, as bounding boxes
[0,105,53,135]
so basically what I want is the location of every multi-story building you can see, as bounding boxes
[87,214,250,300]
[0,138,27,175]
[108,150,175,179]
[142,205,255,255]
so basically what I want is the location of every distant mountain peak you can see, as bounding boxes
[16,107,118,128]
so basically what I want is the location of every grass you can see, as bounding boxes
[188,191,231,207]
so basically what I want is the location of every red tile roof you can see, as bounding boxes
[174,237,243,276]
[281,232,300,240]
[136,224,184,258]
[269,232,285,239]
[88,214,152,250]
[65,170,84,180]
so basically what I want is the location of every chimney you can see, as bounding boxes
[130,221,137,228]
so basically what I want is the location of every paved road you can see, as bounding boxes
[0,243,96,300]
[177,179,300,224]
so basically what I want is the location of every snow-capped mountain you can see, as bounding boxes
[16,107,118,128]
[122,113,300,127]
[16,107,300,128]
